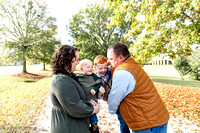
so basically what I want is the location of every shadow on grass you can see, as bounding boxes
[10,72,52,83]
[150,76,200,88]
[11,72,52,79]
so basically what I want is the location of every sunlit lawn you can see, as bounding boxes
[143,65,200,88]
[0,66,52,132]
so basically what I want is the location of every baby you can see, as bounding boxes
[77,59,105,133]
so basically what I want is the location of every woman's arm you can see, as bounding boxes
[52,75,94,118]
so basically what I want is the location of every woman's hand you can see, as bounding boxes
[90,100,97,106]
[93,103,100,114]
[90,100,100,114]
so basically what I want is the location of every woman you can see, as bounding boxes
[50,44,100,133]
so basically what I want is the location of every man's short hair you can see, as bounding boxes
[108,43,130,58]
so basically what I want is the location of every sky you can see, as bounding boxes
[45,0,104,44]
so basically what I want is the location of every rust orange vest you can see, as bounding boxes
[116,57,169,131]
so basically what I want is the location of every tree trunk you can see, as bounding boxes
[23,60,27,73]
[43,63,46,70]
[180,76,183,80]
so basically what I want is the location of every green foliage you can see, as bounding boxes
[105,0,200,64]
[0,0,60,72]
[173,48,200,80]
[69,3,132,61]
[174,55,192,80]
[28,26,61,69]
[188,49,200,80]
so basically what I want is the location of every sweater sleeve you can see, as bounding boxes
[92,73,103,92]
[93,83,102,92]
[52,75,94,118]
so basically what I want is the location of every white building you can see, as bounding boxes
[149,55,172,65]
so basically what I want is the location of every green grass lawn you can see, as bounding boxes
[143,65,200,88]
[0,66,52,132]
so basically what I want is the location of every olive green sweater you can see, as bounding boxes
[77,73,103,101]
[50,73,93,133]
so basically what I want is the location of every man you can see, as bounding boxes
[107,43,169,133]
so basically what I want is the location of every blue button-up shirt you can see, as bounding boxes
[108,70,136,114]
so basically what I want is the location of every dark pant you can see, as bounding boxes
[132,122,168,133]
[116,110,130,133]
[90,113,98,124]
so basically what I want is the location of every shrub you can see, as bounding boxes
[188,49,200,80]
[174,56,192,80]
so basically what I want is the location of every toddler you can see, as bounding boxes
[94,55,112,101]
[94,55,130,133]
[77,59,105,133]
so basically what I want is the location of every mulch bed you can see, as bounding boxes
[11,72,52,79]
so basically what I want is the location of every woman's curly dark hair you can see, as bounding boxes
[51,44,78,74]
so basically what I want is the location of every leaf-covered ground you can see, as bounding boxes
[35,82,200,133]
[154,83,200,133]
[154,83,200,126]
[97,83,200,133]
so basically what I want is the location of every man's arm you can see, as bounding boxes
[108,70,136,114]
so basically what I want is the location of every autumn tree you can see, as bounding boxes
[0,0,59,72]
[69,3,132,61]
[105,0,200,64]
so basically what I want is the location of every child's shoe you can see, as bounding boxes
[90,123,99,133]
